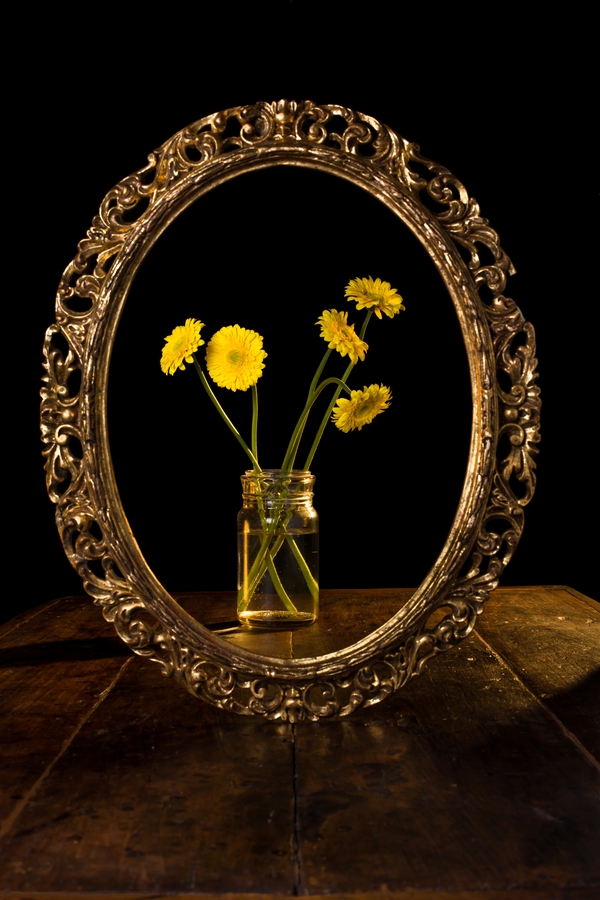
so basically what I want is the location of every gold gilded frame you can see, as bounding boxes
[41,101,540,720]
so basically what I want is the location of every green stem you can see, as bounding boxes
[191,354,294,612]
[303,310,374,471]
[359,308,374,341]
[286,535,319,601]
[281,377,351,475]
[189,359,300,615]
[279,351,329,474]
[238,534,281,611]
[192,354,260,473]
[238,479,294,613]
[266,555,298,612]
[302,361,354,471]
[238,525,299,614]
[238,530,314,614]
[238,491,313,614]
[238,530,275,610]
[251,384,259,466]
[307,348,332,402]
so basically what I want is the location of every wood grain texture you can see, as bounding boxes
[5,890,600,900]
[294,636,600,893]
[0,596,130,832]
[177,589,414,659]
[476,587,600,759]
[0,661,294,893]
[1,587,598,896]
[291,589,414,658]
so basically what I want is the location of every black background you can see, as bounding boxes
[9,4,595,624]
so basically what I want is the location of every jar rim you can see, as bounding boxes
[240,468,316,496]
[242,468,313,477]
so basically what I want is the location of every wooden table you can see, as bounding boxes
[1,586,599,899]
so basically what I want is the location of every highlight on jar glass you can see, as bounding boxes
[160,278,406,628]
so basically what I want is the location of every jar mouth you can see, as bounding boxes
[243,468,312,477]
[241,469,316,498]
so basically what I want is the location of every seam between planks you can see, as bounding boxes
[474,632,600,774]
[562,586,599,612]
[291,722,302,896]
[0,657,132,843]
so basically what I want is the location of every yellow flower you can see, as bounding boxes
[206,325,267,391]
[316,309,368,364]
[345,276,405,319]
[332,384,392,432]
[161,318,205,375]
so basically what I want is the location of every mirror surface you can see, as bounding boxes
[108,166,471,655]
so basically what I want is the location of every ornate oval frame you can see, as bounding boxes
[41,100,540,721]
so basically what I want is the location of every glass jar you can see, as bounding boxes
[237,469,318,628]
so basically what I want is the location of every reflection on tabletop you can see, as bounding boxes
[176,588,415,658]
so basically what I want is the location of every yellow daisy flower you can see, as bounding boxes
[332,384,392,433]
[316,309,368,364]
[206,324,267,391]
[345,276,405,319]
[161,318,205,375]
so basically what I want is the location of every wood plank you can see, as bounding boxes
[294,635,600,894]
[5,890,600,900]
[292,589,413,658]
[0,599,61,641]
[477,587,600,759]
[0,647,295,894]
[562,586,598,609]
[2,588,599,896]
[167,592,294,657]
[0,596,130,834]
[174,591,239,629]
[176,589,414,659]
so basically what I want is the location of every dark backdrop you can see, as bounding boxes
[8,8,595,624]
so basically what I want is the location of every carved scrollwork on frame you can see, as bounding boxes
[41,100,540,719]
[396,141,541,637]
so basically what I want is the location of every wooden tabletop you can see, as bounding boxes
[1,586,599,899]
